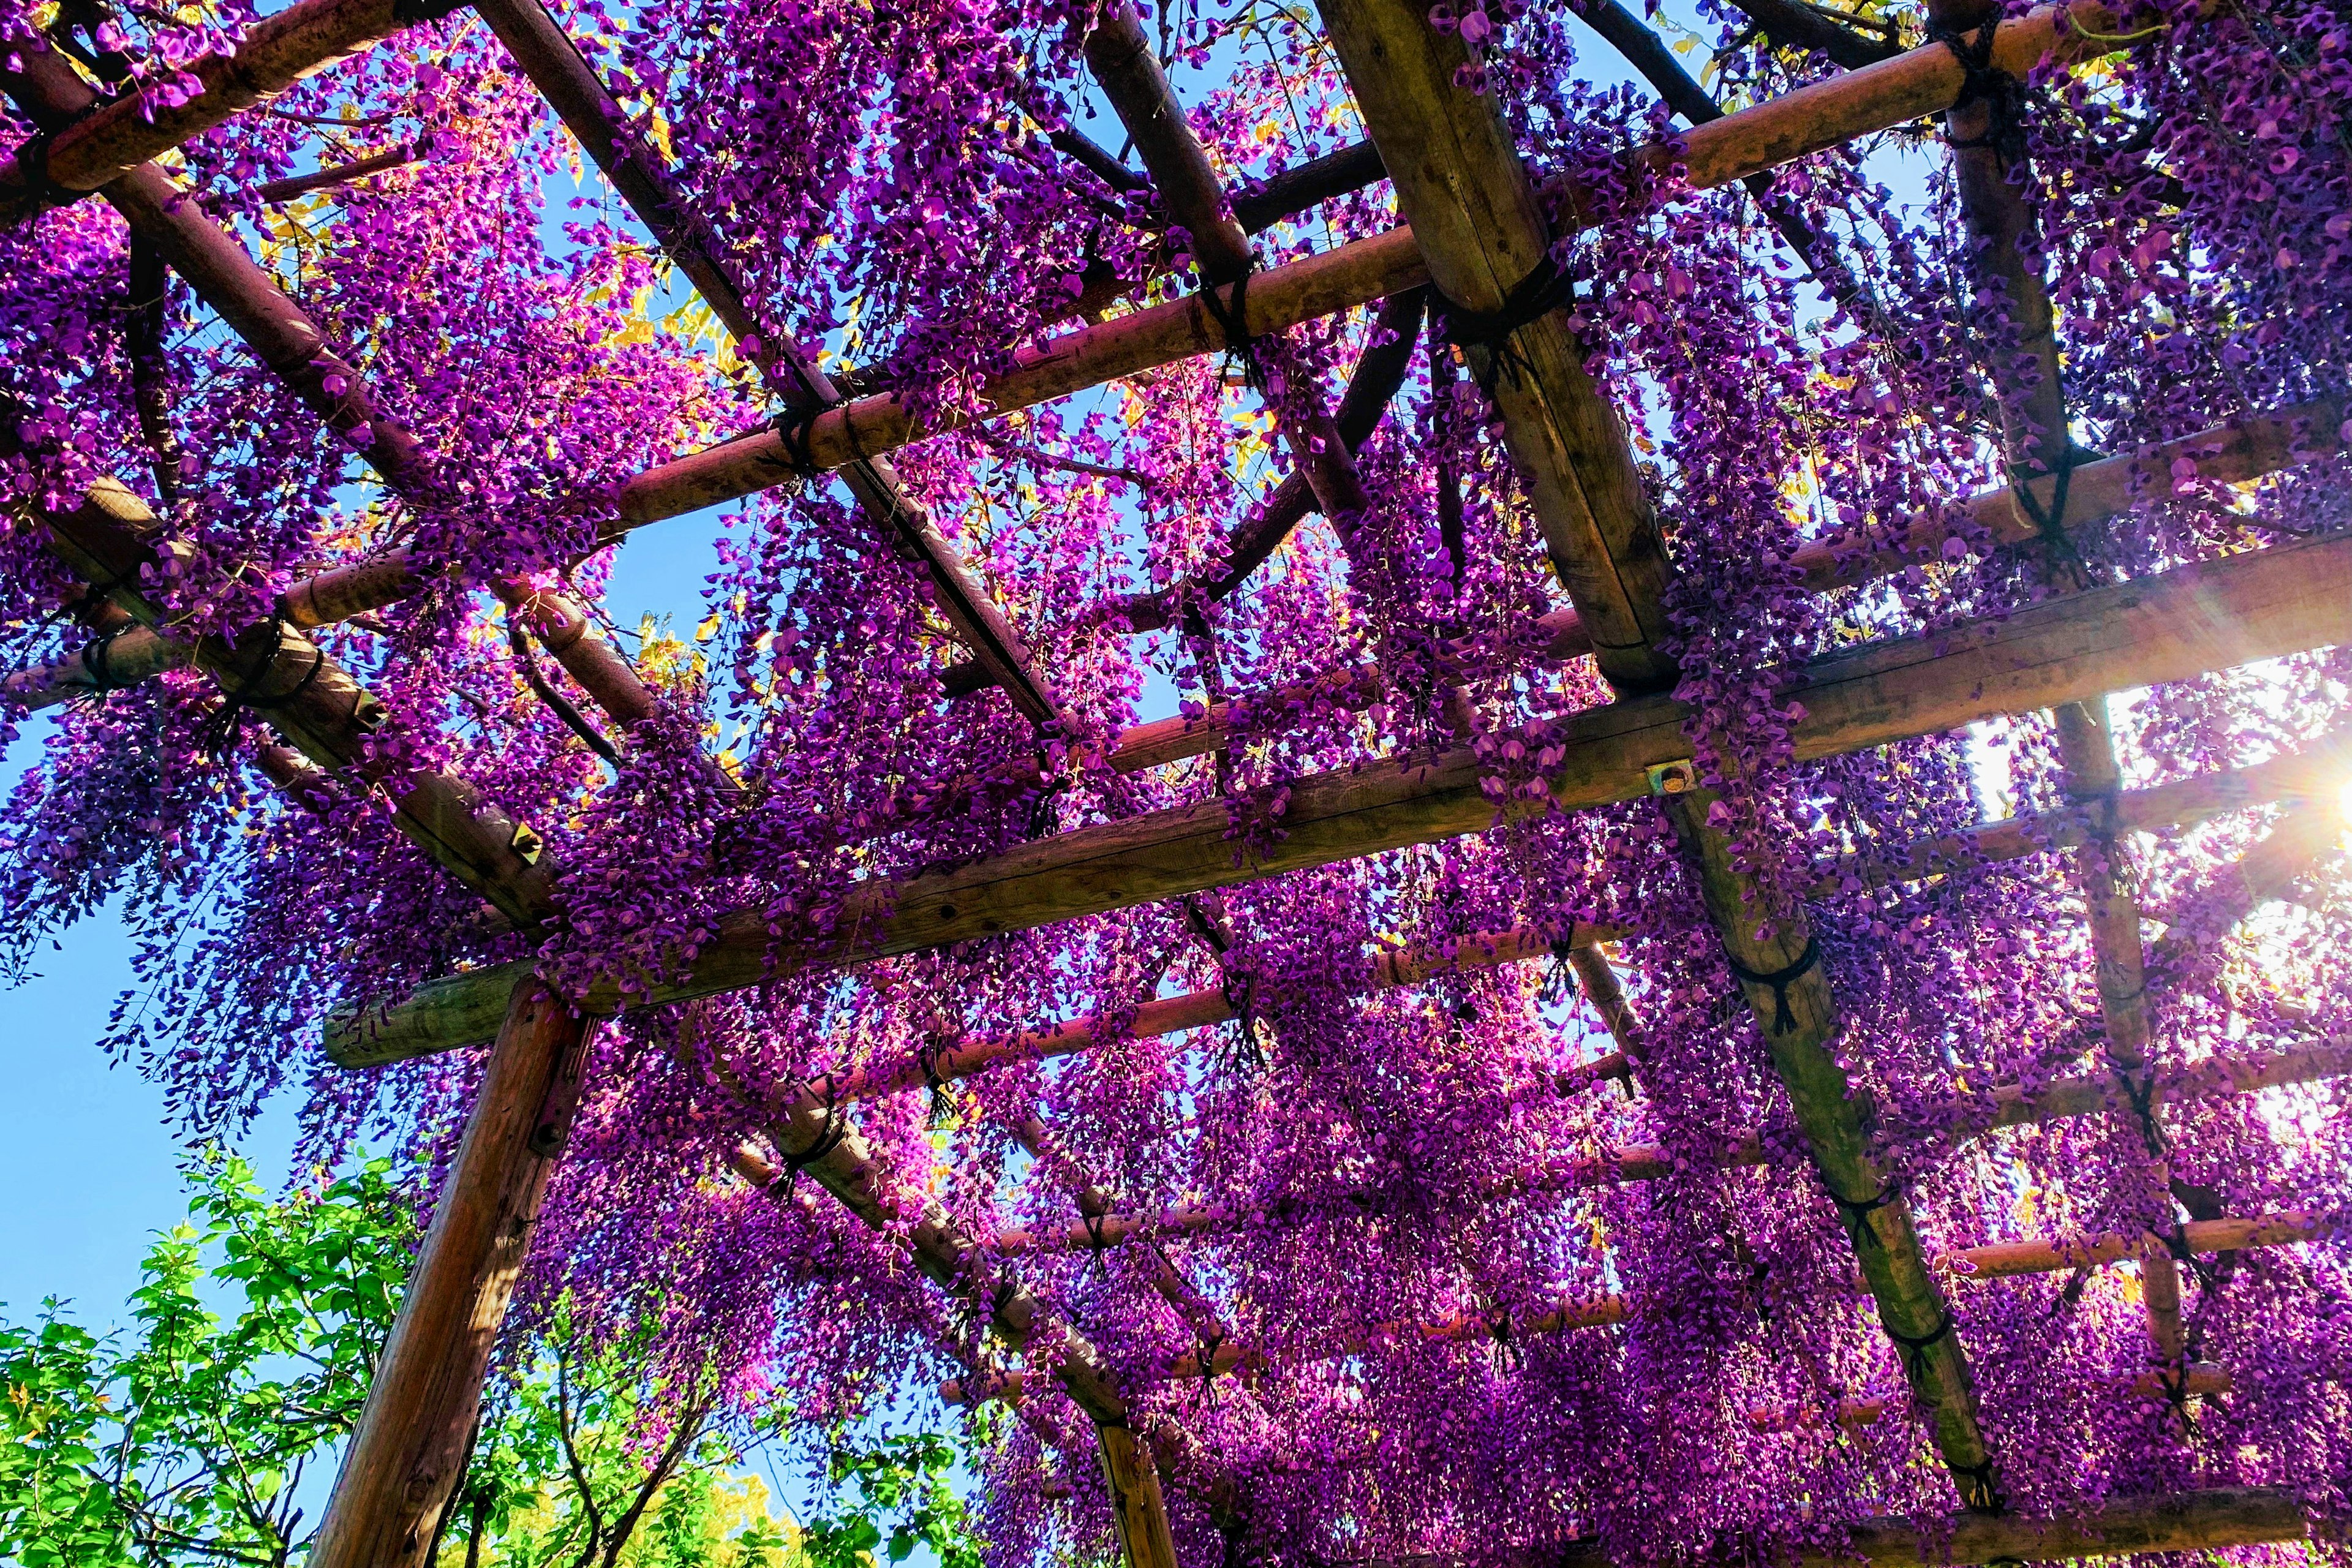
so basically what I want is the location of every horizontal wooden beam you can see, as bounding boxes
[949,1205,2328,1397]
[613,0,2187,530]
[0,0,435,225]
[326,530,2352,1064]
[989,1038,2352,1255]
[1460,1488,2316,1568]
[815,731,2345,1109]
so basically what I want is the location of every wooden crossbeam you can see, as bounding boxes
[989,1038,2352,1256]
[614,0,2190,531]
[953,1208,2334,1395]
[1420,1487,2321,1568]
[325,529,2352,1063]
[0,0,438,225]
[21,464,561,931]
[717,1046,1182,1567]
[467,0,1068,729]
[2,37,663,733]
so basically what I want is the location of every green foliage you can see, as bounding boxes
[799,1434,983,1568]
[0,1151,797,1568]
[0,1150,989,1568]
[437,1300,793,1568]
[0,1147,414,1567]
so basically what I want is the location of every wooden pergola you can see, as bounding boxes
[5,0,2350,1560]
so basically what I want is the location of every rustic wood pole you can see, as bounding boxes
[0,0,441,225]
[1311,0,1999,1502]
[1085,1,1384,548]
[329,528,2352,1063]
[1526,1485,2319,1568]
[21,463,561,933]
[466,0,1067,729]
[728,1042,1188,1561]
[992,1033,2352,1256]
[309,978,594,1568]
[614,0,2193,527]
[2,36,666,736]
[1923,0,2187,1373]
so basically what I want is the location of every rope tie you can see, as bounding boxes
[2154,1360,2199,1432]
[201,621,326,753]
[75,625,138,694]
[2008,443,2100,571]
[8,132,77,211]
[988,1276,1021,1329]
[1956,1461,2006,1514]
[1887,1311,1958,1382]
[770,400,838,478]
[918,1035,953,1124]
[777,1088,850,1193]
[1196,269,1266,396]
[1185,1325,1227,1416]
[1929,18,2032,169]
[1082,1210,1112,1279]
[1724,935,1821,1035]
[1431,251,1578,391]
[2108,1060,2169,1161]
[1829,1179,1901,1245]
[1486,1308,1521,1370]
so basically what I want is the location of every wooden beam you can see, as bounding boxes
[986,1034,2352,1256]
[309,978,593,1568]
[24,466,560,932]
[1392,1487,2319,1568]
[466,0,1066,728]
[0,0,439,225]
[2,37,666,736]
[965,1206,2331,1392]
[725,1074,1182,1563]
[326,528,2352,1063]
[612,0,2194,532]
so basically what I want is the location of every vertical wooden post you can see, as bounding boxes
[1095,1423,1182,1568]
[309,979,593,1568]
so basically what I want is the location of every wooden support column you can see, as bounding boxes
[311,979,594,1568]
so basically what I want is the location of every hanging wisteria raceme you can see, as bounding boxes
[5,0,2352,1557]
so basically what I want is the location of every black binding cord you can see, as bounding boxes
[1431,251,1579,391]
[1887,1312,1958,1382]
[1196,270,1266,396]
[2007,443,2102,573]
[918,1035,953,1124]
[201,622,326,752]
[1724,935,1821,1036]
[771,401,833,478]
[75,625,138,695]
[777,1089,850,1193]
[8,132,78,213]
[1829,1179,1901,1247]
[2108,1059,2168,1161]
[1081,1210,1112,1279]
[1928,17,2032,169]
